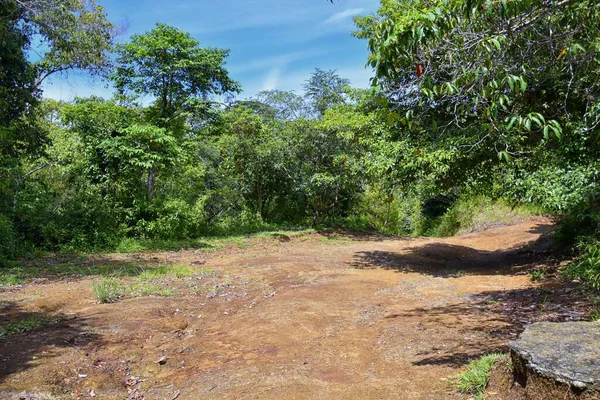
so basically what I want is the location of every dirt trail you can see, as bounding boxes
[0,218,589,399]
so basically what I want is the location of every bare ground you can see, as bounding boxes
[0,218,594,399]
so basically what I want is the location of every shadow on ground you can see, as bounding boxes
[0,301,103,384]
[403,284,591,368]
[318,228,406,242]
[351,223,556,277]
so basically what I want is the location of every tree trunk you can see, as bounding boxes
[147,168,155,198]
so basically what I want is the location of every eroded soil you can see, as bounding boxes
[0,218,594,399]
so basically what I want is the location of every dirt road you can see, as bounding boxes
[0,218,589,399]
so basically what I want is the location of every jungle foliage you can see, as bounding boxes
[1,0,599,289]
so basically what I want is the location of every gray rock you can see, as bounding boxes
[510,321,600,392]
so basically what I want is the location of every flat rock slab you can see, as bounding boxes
[510,321,600,391]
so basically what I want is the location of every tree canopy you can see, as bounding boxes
[1,0,599,292]
[112,23,240,126]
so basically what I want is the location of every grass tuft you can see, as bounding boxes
[128,283,174,297]
[450,353,504,399]
[92,278,122,303]
[529,269,545,281]
[138,264,194,281]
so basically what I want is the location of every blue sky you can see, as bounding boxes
[42,0,380,102]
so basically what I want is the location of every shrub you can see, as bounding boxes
[563,243,600,290]
[0,215,16,265]
[431,196,540,237]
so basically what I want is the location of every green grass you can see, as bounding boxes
[137,264,194,281]
[590,298,600,322]
[114,228,314,254]
[127,283,174,297]
[451,353,504,399]
[529,269,545,281]
[116,237,215,253]
[92,278,177,302]
[92,264,200,302]
[0,315,65,337]
[0,273,21,287]
[92,278,123,303]
[0,261,152,286]
[1,261,203,287]
[421,196,543,237]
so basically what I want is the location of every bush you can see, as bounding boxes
[563,243,600,290]
[0,215,16,265]
[353,187,423,235]
[432,196,541,237]
[214,208,276,235]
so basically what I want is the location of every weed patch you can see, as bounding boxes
[450,353,504,399]
[92,278,123,303]
[0,315,65,337]
[128,283,174,297]
[529,269,545,281]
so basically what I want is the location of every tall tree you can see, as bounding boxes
[10,0,115,87]
[250,90,310,121]
[111,23,241,130]
[303,68,350,117]
[0,0,115,261]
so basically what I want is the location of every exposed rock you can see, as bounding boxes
[510,321,600,398]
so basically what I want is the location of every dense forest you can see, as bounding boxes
[1,0,599,288]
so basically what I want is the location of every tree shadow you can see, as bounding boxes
[318,227,406,242]
[351,224,556,277]
[398,283,591,368]
[0,301,103,384]
[1,255,196,286]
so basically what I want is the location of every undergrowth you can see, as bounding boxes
[430,197,543,237]
[563,243,600,290]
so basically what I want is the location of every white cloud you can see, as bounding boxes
[261,66,283,91]
[229,49,325,75]
[324,8,365,24]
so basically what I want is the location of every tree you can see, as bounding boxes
[0,0,115,262]
[0,0,114,156]
[111,23,241,129]
[9,0,115,87]
[353,0,600,184]
[252,90,310,121]
[303,68,350,117]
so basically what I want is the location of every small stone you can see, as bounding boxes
[157,356,168,365]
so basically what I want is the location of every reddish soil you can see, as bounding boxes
[0,218,593,399]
